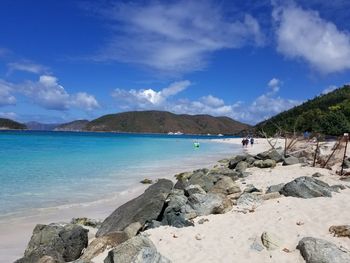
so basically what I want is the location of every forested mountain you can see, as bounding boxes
[85,111,250,135]
[54,120,89,131]
[255,85,350,136]
[0,118,27,130]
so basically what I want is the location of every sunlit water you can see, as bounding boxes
[0,131,239,218]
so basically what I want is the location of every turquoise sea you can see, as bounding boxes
[0,131,238,218]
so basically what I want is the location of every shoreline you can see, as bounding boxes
[0,141,243,263]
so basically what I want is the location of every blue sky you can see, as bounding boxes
[0,0,350,124]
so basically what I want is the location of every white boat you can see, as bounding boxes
[218,134,223,136]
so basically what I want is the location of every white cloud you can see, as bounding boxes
[321,85,338,94]
[273,3,350,73]
[111,78,300,124]
[0,80,16,106]
[7,61,49,74]
[0,75,99,111]
[94,1,264,74]
[267,78,281,93]
[112,80,191,108]
[0,112,17,120]
[70,92,100,111]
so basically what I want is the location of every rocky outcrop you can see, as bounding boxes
[236,193,262,207]
[256,149,283,162]
[209,176,241,195]
[16,224,88,263]
[297,237,350,263]
[253,159,276,168]
[279,176,333,198]
[96,179,173,237]
[188,169,216,192]
[104,236,171,263]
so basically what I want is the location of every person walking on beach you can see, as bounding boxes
[250,137,254,147]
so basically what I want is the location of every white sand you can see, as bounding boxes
[144,138,350,263]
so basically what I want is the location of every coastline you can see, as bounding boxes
[0,141,242,263]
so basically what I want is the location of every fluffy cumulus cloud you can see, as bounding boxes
[273,3,350,73]
[0,75,99,111]
[94,0,264,74]
[111,78,300,124]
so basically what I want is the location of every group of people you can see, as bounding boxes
[242,137,254,147]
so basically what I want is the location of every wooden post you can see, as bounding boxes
[313,140,319,167]
[341,135,349,176]
[323,139,341,168]
[284,135,287,157]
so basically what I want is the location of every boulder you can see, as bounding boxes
[312,172,323,178]
[256,149,283,162]
[184,184,206,196]
[329,225,350,238]
[283,156,300,166]
[161,190,194,228]
[266,183,285,194]
[16,223,88,263]
[253,159,276,168]
[235,161,248,172]
[228,154,248,169]
[207,167,240,181]
[297,237,350,263]
[188,193,232,216]
[209,176,241,195]
[104,236,171,263]
[173,179,187,190]
[81,231,129,260]
[188,169,215,192]
[261,231,282,250]
[236,193,263,207]
[279,176,333,198]
[96,179,173,237]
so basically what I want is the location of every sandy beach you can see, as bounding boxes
[6,137,350,263]
[143,138,350,263]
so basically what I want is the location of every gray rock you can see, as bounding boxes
[16,223,88,263]
[207,167,240,181]
[235,161,248,172]
[173,179,187,190]
[283,156,300,166]
[228,155,248,169]
[161,190,194,228]
[188,169,215,192]
[279,176,333,198]
[343,158,350,169]
[184,184,206,196]
[266,183,285,194]
[297,237,350,263]
[253,159,276,168]
[331,184,346,192]
[96,179,173,237]
[256,149,283,162]
[188,193,232,216]
[245,156,256,165]
[236,193,263,207]
[81,231,129,261]
[104,236,171,263]
[210,176,241,195]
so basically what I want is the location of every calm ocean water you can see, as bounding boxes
[0,131,238,218]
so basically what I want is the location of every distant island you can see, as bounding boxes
[1,111,250,135]
[0,118,27,130]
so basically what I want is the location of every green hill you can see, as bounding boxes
[255,85,350,136]
[86,111,250,135]
[0,118,27,130]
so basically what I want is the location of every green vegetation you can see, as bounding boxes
[255,85,350,136]
[86,110,250,135]
[0,118,27,130]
